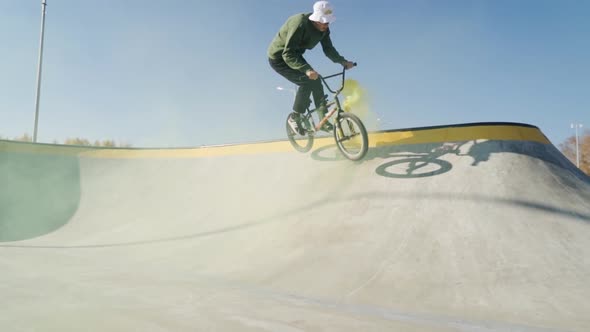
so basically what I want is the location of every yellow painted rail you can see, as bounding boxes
[0,123,550,159]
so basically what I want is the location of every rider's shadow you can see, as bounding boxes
[466,139,590,184]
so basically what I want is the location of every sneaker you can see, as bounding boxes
[288,112,305,136]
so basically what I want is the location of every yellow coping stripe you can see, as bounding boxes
[0,124,549,159]
[371,125,549,146]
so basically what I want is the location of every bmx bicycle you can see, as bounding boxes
[285,63,369,161]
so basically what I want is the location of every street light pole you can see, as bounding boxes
[33,0,48,143]
[571,123,583,168]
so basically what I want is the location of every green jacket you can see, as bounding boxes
[268,13,347,73]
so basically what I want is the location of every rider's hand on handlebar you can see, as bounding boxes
[342,61,356,70]
[305,69,319,80]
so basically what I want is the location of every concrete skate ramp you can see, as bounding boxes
[1,122,589,331]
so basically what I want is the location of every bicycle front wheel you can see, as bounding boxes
[333,112,369,161]
[286,112,314,153]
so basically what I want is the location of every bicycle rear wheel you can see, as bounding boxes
[286,112,314,153]
[333,112,369,161]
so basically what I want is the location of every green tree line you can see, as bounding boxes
[0,133,132,148]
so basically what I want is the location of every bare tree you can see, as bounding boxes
[14,133,33,142]
[559,129,589,175]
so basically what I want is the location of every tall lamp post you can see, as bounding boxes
[33,0,48,142]
[571,123,583,168]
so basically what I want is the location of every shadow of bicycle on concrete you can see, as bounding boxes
[367,138,590,184]
[365,142,470,179]
[309,141,467,178]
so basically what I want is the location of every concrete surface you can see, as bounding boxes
[1,123,589,331]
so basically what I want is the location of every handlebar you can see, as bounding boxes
[319,62,357,94]
[321,62,357,79]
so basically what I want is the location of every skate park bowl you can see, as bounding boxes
[1,122,589,331]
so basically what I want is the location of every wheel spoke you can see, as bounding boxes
[333,113,368,161]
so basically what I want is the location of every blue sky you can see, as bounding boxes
[1,0,588,147]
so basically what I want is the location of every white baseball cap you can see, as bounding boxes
[309,1,336,24]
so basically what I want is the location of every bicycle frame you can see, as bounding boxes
[285,62,368,160]
[305,63,357,132]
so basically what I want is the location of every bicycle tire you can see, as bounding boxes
[333,112,369,161]
[286,112,314,153]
